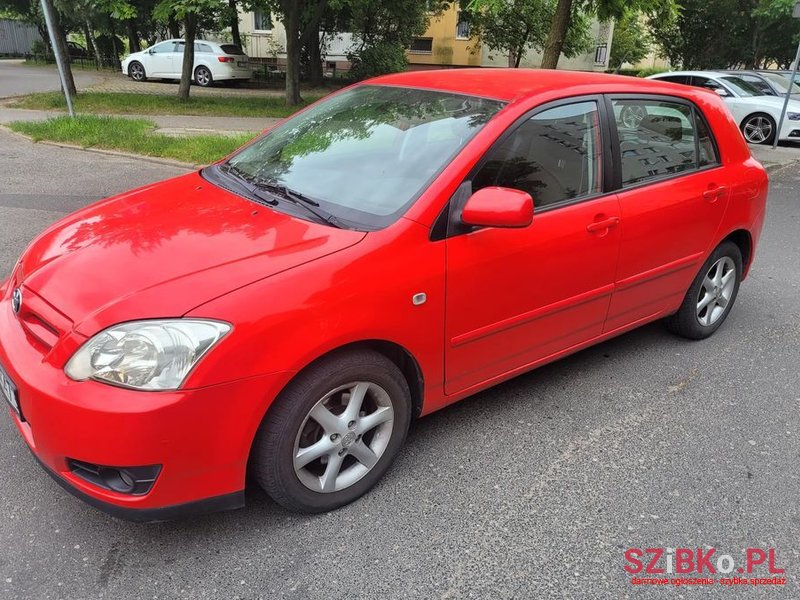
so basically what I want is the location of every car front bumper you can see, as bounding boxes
[0,283,292,521]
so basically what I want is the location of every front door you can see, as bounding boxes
[146,41,177,77]
[444,100,621,395]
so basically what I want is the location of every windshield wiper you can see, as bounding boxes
[218,165,343,228]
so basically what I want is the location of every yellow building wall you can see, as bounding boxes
[406,6,481,67]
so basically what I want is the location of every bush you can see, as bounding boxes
[30,40,49,56]
[635,66,670,78]
[348,42,407,81]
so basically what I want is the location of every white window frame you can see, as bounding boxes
[253,8,273,33]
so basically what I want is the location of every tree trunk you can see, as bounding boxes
[168,16,180,39]
[47,1,77,95]
[178,14,196,101]
[541,0,573,70]
[127,20,141,53]
[283,1,302,105]
[308,29,323,87]
[229,0,242,47]
[84,21,101,67]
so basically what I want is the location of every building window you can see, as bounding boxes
[254,8,273,32]
[410,37,433,54]
[594,43,608,65]
[456,12,470,39]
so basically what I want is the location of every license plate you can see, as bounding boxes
[237,61,247,68]
[0,362,20,417]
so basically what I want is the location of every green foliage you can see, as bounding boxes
[609,10,650,69]
[348,41,407,80]
[10,91,323,117]
[9,115,252,164]
[464,0,594,67]
[649,0,800,69]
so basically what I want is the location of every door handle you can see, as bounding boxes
[586,216,620,233]
[702,186,727,201]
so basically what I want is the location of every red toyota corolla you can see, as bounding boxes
[0,70,767,520]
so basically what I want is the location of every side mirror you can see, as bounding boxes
[461,186,533,229]
[148,48,155,55]
[713,87,730,97]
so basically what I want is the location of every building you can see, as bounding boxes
[406,4,614,72]
[236,7,353,75]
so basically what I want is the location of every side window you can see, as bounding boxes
[658,75,690,85]
[195,43,213,53]
[150,42,176,53]
[695,110,719,166]
[612,99,697,186]
[471,101,603,209]
[739,74,774,96]
[690,76,724,94]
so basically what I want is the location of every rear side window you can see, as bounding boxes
[657,75,690,85]
[220,44,245,55]
[471,101,604,208]
[612,98,714,187]
[195,43,213,53]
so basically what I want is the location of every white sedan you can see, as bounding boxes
[647,70,800,144]
[121,39,253,87]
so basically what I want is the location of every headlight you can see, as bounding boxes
[65,319,230,391]
[787,112,800,121]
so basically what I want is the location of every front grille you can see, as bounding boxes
[12,287,71,351]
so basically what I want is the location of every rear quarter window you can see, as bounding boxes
[220,44,245,55]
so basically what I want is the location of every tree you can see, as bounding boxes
[609,10,650,69]
[649,0,800,70]
[155,0,220,100]
[464,0,592,68]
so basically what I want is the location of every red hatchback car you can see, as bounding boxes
[0,70,767,519]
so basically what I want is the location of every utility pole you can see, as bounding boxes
[39,0,75,117]
[772,1,800,149]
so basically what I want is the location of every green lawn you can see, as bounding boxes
[9,115,252,164]
[9,91,323,119]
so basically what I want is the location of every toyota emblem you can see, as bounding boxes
[11,288,22,314]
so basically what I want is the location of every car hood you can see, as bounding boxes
[14,172,366,335]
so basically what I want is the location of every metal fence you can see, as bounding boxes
[0,19,42,56]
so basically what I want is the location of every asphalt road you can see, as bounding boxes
[0,59,102,99]
[1,130,799,599]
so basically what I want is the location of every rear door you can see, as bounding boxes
[604,95,729,331]
[444,99,621,395]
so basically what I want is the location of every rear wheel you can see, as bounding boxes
[666,241,742,340]
[741,113,776,145]
[194,65,213,87]
[251,350,412,513]
[128,61,146,82]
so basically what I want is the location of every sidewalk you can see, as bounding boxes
[749,143,800,173]
[0,106,277,136]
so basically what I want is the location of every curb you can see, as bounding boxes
[1,125,198,170]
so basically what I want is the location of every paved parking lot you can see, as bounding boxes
[1,129,799,599]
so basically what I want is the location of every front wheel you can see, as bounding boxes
[251,350,412,513]
[741,113,776,145]
[128,61,146,82]
[194,65,213,87]
[666,241,743,340]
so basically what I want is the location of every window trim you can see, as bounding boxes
[253,8,274,33]
[603,93,723,192]
[409,37,434,54]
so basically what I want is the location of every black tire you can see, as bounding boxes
[741,113,776,145]
[194,65,213,87]
[666,241,743,340]
[128,61,146,82]
[251,349,412,513]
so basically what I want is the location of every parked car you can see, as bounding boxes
[647,70,800,144]
[721,70,800,98]
[121,39,252,87]
[0,70,767,520]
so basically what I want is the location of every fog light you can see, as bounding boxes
[68,459,161,495]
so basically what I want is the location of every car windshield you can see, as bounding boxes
[760,72,800,94]
[220,85,505,229]
[719,76,765,97]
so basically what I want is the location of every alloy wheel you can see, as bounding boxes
[195,67,211,86]
[293,381,395,493]
[743,116,773,144]
[130,63,144,81]
[696,256,736,326]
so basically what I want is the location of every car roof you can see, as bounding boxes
[650,70,732,78]
[368,68,715,103]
